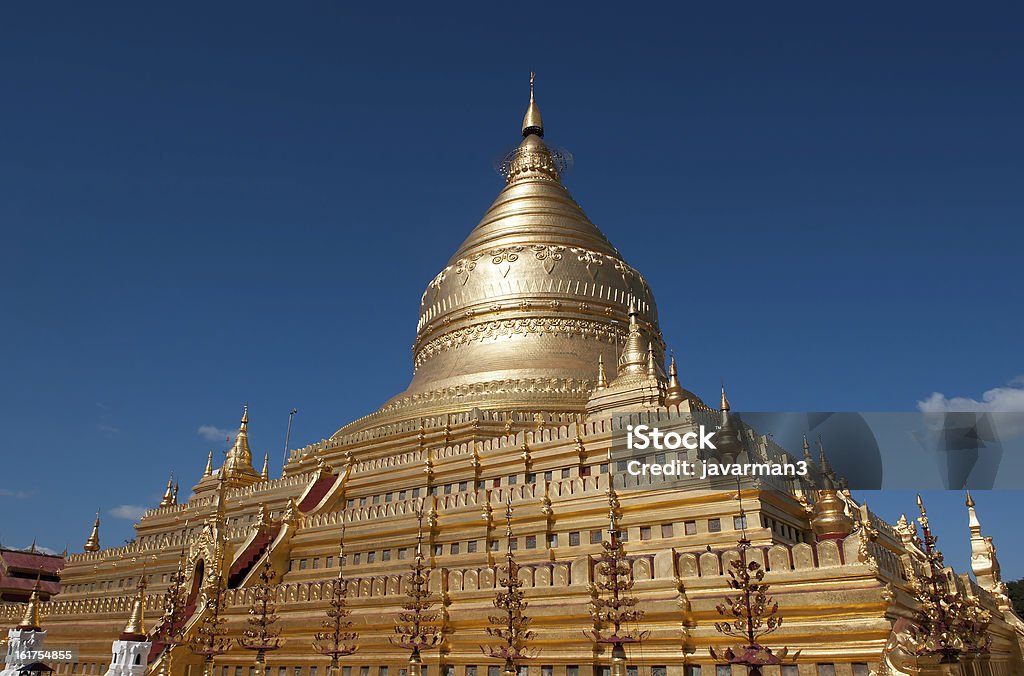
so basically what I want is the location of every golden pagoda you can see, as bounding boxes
[2,76,1023,676]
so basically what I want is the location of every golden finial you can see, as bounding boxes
[665,353,685,407]
[916,493,926,517]
[617,300,648,375]
[522,71,544,138]
[223,403,256,476]
[172,481,179,503]
[84,511,101,552]
[596,355,608,389]
[17,578,42,631]
[802,435,813,464]
[720,382,731,412]
[121,576,146,639]
[646,341,657,378]
[261,452,270,481]
[966,490,975,508]
[203,450,213,477]
[160,475,175,507]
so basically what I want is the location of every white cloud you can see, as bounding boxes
[917,378,1024,413]
[198,425,234,442]
[109,505,146,521]
[917,377,1024,439]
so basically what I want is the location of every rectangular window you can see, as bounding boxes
[372,494,380,504]
[734,515,747,530]
[451,542,460,555]
[652,668,666,676]
[518,668,527,676]
[547,533,558,548]
[569,531,580,546]
[443,668,454,676]
[781,666,799,676]
[561,468,571,479]
[685,667,701,676]
[310,669,317,676]
[366,551,376,563]
[412,488,421,497]
[851,665,869,676]
[684,520,697,535]
[566,668,579,676]
[640,526,652,541]
[526,473,536,484]
[295,668,302,676]
[541,668,552,676]
[544,471,553,481]
[599,463,609,473]
[654,452,666,464]
[489,540,499,552]
[326,556,333,568]
[466,668,477,676]
[444,483,453,494]
[661,523,673,538]
[467,540,478,553]
[382,550,391,561]
[508,538,518,551]
[279,668,287,676]
[477,480,487,490]
[360,668,369,676]
[708,518,721,533]
[459,481,468,491]
[580,465,592,476]
[399,490,407,500]
[616,459,628,471]
[493,478,501,488]
[716,667,731,676]
[385,492,393,502]
[508,474,518,485]
[359,497,367,506]
[313,558,320,569]
[434,544,443,556]
[816,665,837,676]
[380,668,389,676]
[627,667,637,676]
[488,668,500,676]
[299,559,308,570]
[526,535,537,549]
[347,499,355,508]
[399,548,408,559]
[343,669,352,676]
[590,529,603,544]
[353,553,361,564]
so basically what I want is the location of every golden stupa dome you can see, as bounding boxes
[336,77,663,434]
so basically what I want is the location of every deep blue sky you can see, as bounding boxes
[1,4,1022,580]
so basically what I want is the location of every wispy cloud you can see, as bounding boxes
[96,423,121,434]
[109,505,146,521]
[0,488,33,499]
[198,425,234,442]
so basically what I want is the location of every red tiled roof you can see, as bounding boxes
[0,549,64,575]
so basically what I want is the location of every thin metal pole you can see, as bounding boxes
[281,409,297,476]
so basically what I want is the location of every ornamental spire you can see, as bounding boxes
[664,353,685,407]
[203,450,214,478]
[261,453,270,481]
[596,355,608,390]
[617,300,647,376]
[160,474,175,507]
[522,71,543,138]
[720,383,731,412]
[84,511,101,552]
[18,579,42,631]
[223,404,259,480]
[121,577,147,640]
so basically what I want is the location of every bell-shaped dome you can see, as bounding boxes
[336,79,664,434]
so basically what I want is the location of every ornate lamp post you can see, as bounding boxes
[909,495,991,664]
[709,483,793,676]
[314,525,359,676]
[189,571,230,676]
[589,480,646,676]
[237,556,283,675]
[481,498,536,676]
[391,503,441,676]
[157,523,191,676]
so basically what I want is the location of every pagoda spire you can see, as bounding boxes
[617,300,647,376]
[222,404,260,483]
[261,453,270,481]
[965,491,1009,603]
[664,353,685,407]
[596,355,608,390]
[160,475,175,507]
[120,577,147,640]
[17,579,43,631]
[84,511,101,552]
[720,383,731,412]
[522,71,543,138]
[203,450,214,477]
[645,341,657,378]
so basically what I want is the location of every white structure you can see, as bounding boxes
[104,583,151,676]
[1,584,47,676]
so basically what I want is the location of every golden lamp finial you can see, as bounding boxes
[84,511,101,552]
[17,578,42,631]
[596,354,608,389]
[522,71,544,138]
[160,475,175,507]
[261,452,270,481]
[203,450,214,477]
[720,382,731,412]
[120,577,146,639]
[646,341,657,378]
[665,353,685,407]
[966,490,975,508]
